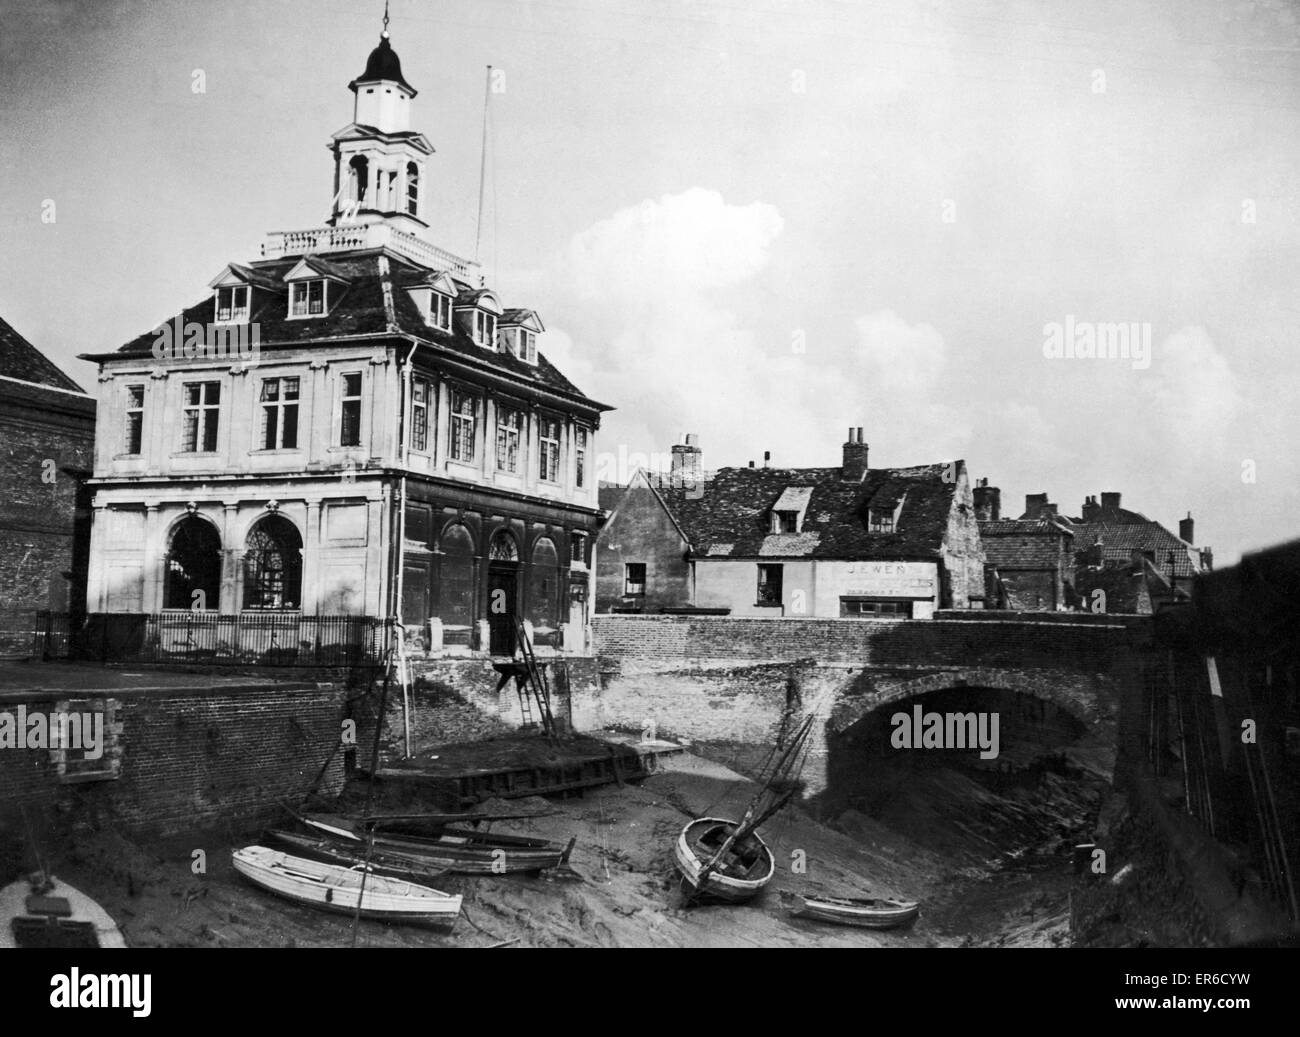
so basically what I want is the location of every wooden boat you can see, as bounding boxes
[300,814,577,875]
[784,892,920,929]
[231,846,462,926]
[0,873,127,948]
[674,817,775,903]
[673,714,816,905]
[264,829,450,885]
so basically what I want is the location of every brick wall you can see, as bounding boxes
[0,681,346,838]
[592,614,1143,671]
[0,388,95,613]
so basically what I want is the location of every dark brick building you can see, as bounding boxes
[0,316,96,616]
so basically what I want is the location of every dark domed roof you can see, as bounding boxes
[350,34,417,96]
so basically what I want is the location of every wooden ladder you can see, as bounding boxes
[514,618,557,739]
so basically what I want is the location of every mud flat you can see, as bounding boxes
[23,751,1080,948]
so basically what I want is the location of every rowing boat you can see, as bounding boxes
[301,814,576,874]
[674,817,775,903]
[263,829,450,885]
[0,873,127,948]
[784,892,920,929]
[231,846,462,926]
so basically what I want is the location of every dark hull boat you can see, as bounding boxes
[674,817,775,903]
[264,829,451,885]
[301,814,576,875]
[785,892,921,929]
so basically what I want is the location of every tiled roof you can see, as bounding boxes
[648,462,960,560]
[0,316,86,393]
[1063,503,1200,577]
[980,518,1072,570]
[87,250,609,411]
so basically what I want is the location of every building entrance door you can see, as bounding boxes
[487,565,517,656]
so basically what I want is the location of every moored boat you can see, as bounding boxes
[674,817,775,903]
[672,714,816,906]
[299,814,576,875]
[263,829,450,885]
[0,873,127,948]
[231,846,462,926]
[784,892,920,929]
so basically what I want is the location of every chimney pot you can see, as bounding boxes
[670,434,703,485]
[841,429,870,482]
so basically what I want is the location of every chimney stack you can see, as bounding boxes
[973,478,1001,521]
[748,460,755,468]
[1179,512,1194,545]
[1024,492,1048,519]
[670,433,702,487]
[1100,491,1121,510]
[841,426,869,482]
[763,450,771,468]
[1081,495,1100,522]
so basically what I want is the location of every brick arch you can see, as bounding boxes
[828,666,1114,736]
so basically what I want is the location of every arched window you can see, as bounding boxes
[529,537,559,633]
[406,161,419,216]
[489,530,519,563]
[348,155,369,205]
[439,523,476,636]
[164,517,221,610]
[243,516,302,610]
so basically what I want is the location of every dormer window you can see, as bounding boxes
[473,310,496,347]
[869,508,894,533]
[430,292,452,330]
[291,279,326,318]
[770,486,812,534]
[215,285,250,323]
[520,330,537,364]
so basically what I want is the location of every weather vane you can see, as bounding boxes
[382,0,390,38]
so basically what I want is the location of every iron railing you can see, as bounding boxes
[0,611,388,666]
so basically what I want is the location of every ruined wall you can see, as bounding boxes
[353,656,603,761]
[0,681,347,838]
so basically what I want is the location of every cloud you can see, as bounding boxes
[1141,325,1241,444]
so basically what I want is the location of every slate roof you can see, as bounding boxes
[625,462,961,561]
[1069,518,1201,577]
[1046,502,1201,578]
[0,316,86,393]
[980,518,1072,570]
[83,250,609,411]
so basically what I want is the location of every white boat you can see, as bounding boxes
[672,714,815,906]
[0,873,127,948]
[231,846,462,927]
[784,892,921,929]
[674,817,775,903]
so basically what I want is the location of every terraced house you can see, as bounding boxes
[79,24,611,655]
[597,430,985,618]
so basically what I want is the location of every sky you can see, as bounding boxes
[1,0,1298,564]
